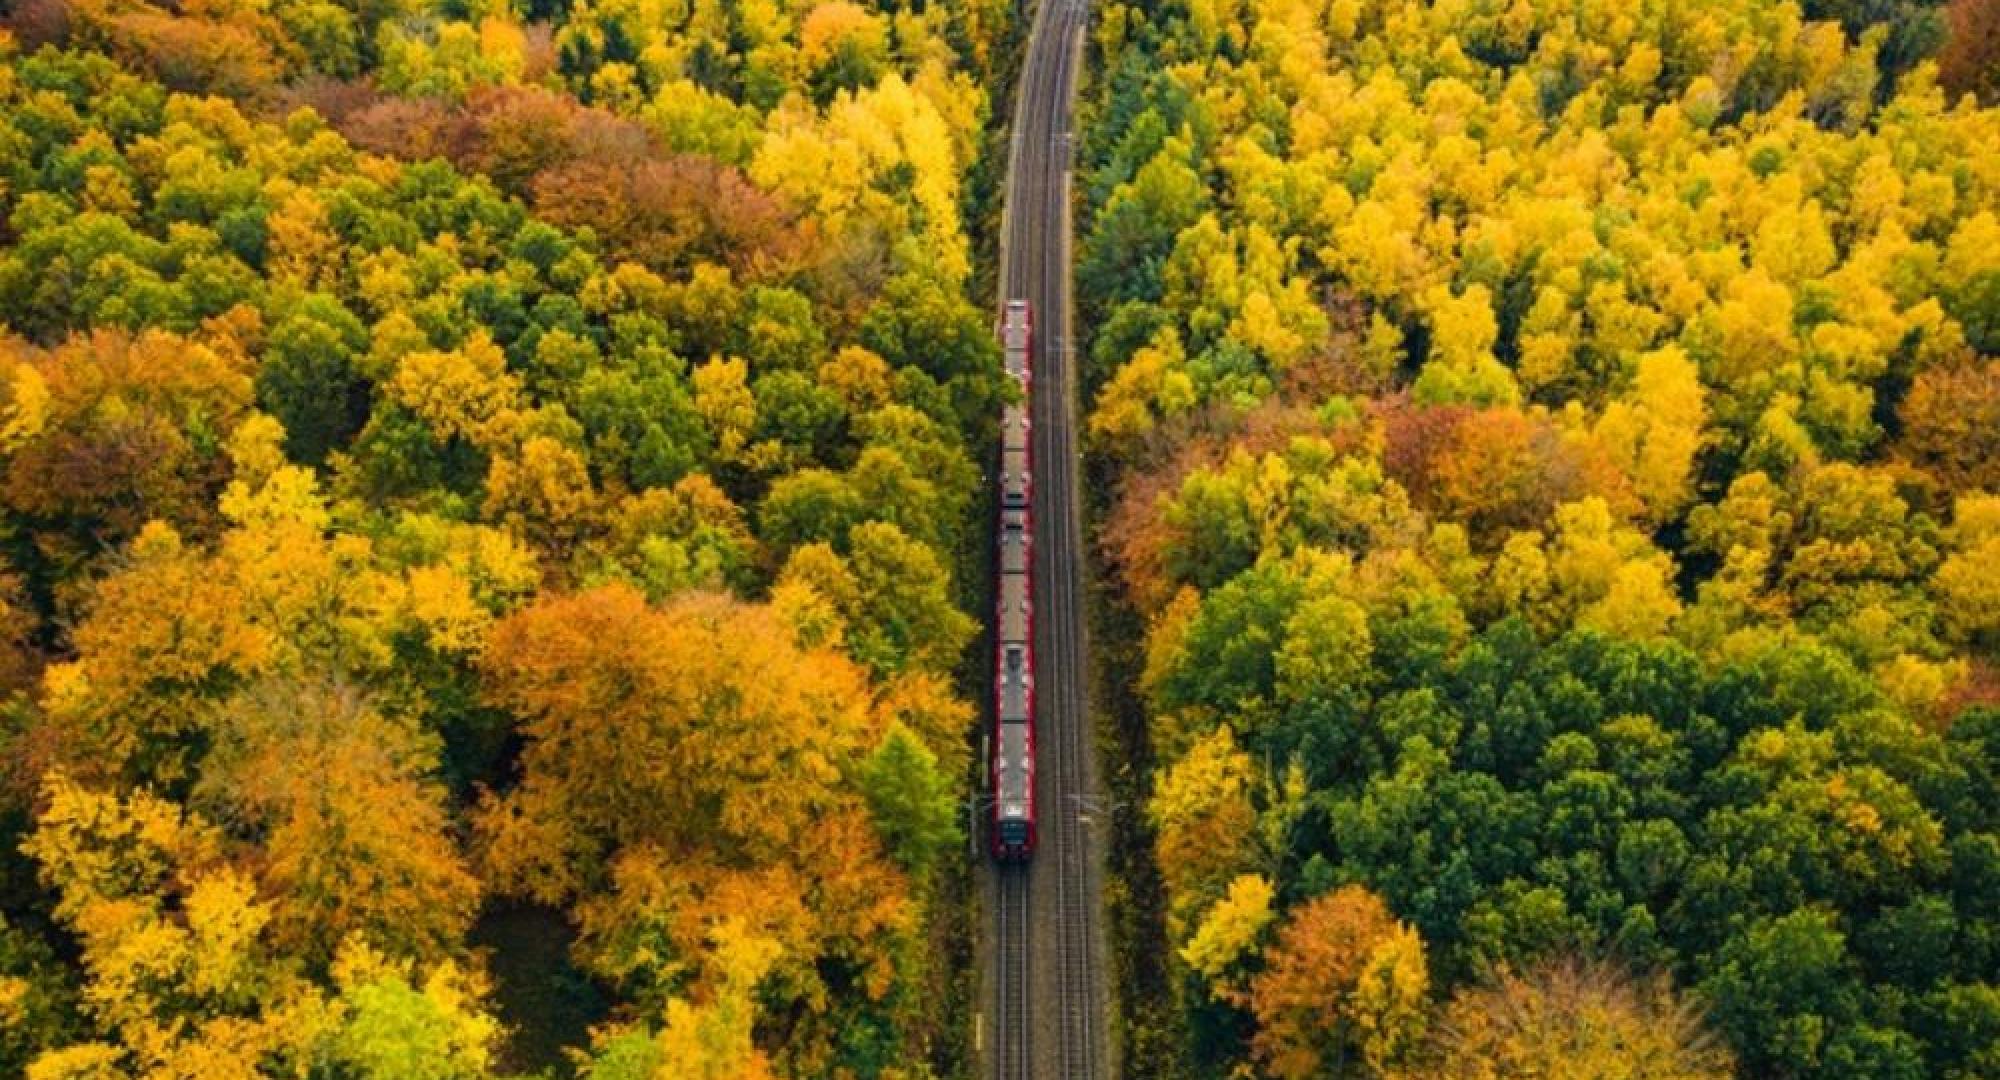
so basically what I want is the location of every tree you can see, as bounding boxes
[20,774,503,1077]
[1939,0,2000,105]
[859,272,1000,386]
[2,329,252,550]
[859,722,959,875]
[1073,3,2000,1077]
[257,294,372,465]
[376,14,528,100]
[1700,907,1862,1077]
[195,678,480,967]
[91,8,286,99]
[1412,285,1519,407]
[1181,873,1276,997]
[580,923,780,1080]
[1895,359,2000,492]
[384,333,525,455]
[839,521,976,675]
[1090,325,1196,447]
[320,942,500,1080]
[1081,142,1210,309]
[478,585,877,888]
[0,558,41,699]
[1404,956,1733,1080]
[32,519,257,786]
[0,914,81,1076]
[1594,346,1708,524]
[474,585,915,1033]
[0,25,997,1078]
[1420,407,1614,539]
[1149,725,1264,935]
[533,155,803,279]
[484,434,603,562]
[759,468,865,553]
[1936,516,2000,649]
[799,2,889,103]
[589,475,756,599]
[1248,885,1429,1078]
[776,522,976,676]
[1545,499,1684,640]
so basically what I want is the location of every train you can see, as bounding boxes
[992,299,1038,861]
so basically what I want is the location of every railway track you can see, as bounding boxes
[994,867,1033,1080]
[993,1,1101,1079]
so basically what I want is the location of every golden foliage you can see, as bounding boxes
[1149,725,1263,937]
[1402,957,1733,1080]
[475,585,914,1021]
[1249,885,1429,1078]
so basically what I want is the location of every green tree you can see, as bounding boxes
[257,294,372,465]
[859,722,959,875]
[1701,907,1862,1076]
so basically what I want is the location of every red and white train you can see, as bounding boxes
[991,299,1037,861]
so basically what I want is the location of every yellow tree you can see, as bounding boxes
[1412,285,1519,407]
[1530,498,1684,640]
[581,921,781,1080]
[1,329,253,551]
[1249,885,1429,1078]
[385,332,526,453]
[1935,494,2000,648]
[477,585,876,887]
[1401,957,1733,1080]
[1149,725,1264,938]
[1593,346,1708,524]
[29,454,500,975]
[484,433,603,563]
[195,678,480,967]
[1181,873,1276,1000]
[23,774,501,1079]
[1090,327,1195,449]
[475,586,915,1039]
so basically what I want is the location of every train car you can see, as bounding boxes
[992,299,1037,861]
[1001,299,1032,388]
[991,508,1035,859]
[1001,401,1031,516]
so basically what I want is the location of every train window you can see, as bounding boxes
[999,820,1029,846]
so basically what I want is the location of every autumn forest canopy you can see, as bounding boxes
[0,0,1991,1078]
[1079,0,2000,1078]
[0,0,1009,1075]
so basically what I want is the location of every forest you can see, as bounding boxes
[0,0,1017,1076]
[0,0,1994,1078]
[1075,0,2000,1077]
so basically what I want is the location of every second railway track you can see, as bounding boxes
[994,868,1033,1080]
